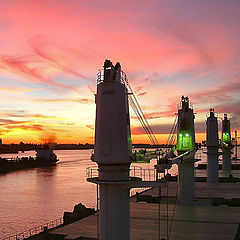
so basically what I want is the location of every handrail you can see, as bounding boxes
[96,69,126,85]
[86,166,158,182]
[2,217,63,240]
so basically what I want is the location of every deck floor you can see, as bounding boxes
[50,181,240,240]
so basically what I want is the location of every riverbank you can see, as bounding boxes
[0,144,94,154]
[0,143,177,154]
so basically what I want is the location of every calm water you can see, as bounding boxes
[0,149,97,238]
[0,147,238,238]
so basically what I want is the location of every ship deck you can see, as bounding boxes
[48,180,240,240]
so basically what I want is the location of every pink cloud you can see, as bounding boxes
[85,125,94,131]
[0,54,78,91]
[34,97,93,104]
[189,80,240,104]
[28,37,92,81]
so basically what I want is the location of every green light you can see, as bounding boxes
[131,150,151,163]
[176,130,194,152]
[222,131,231,144]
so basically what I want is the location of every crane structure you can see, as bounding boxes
[96,63,159,163]
[175,96,196,204]
[155,96,198,204]
[88,60,200,240]
[206,108,221,183]
[221,114,234,176]
[88,59,166,240]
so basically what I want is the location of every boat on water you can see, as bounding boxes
[0,145,58,173]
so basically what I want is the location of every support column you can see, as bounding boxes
[178,158,194,204]
[222,149,231,176]
[98,164,130,240]
[206,108,219,183]
[93,60,131,240]
[207,148,219,183]
[221,114,232,177]
[176,96,195,205]
[99,184,130,240]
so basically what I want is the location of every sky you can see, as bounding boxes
[0,0,239,144]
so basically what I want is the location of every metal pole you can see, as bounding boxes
[97,184,99,240]
[166,169,169,240]
[158,187,161,240]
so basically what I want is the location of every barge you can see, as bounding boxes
[0,145,58,173]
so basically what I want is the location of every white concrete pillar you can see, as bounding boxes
[222,149,231,176]
[94,60,131,240]
[178,158,195,204]
[99,183,130,240]
[207,148,219,183]
[176,96,195,205]
[206,109,219,183]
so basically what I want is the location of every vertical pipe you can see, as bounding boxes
[222,149,231,176]
[97,184,99,240]
[221,114,232,176]
[206,109,219,183]
[176,96,195,204]
[99,184,130,240]
[178,158,194,204]
[94,60,131,240]
[207,149,219,183]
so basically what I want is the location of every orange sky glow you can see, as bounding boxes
[0,0,240,144]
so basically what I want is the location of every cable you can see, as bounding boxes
[166,168,169,240]
[97,184,99,240]
[128,94,158,145]
[158,187,161,240]
[123,73,159,146]
[129,97,155,144]
[168,181,178,240]
[166,114,178,147]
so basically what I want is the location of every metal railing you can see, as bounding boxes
[86,166,158,182]
[96,69,128,85]
[195,150,202,160]
[2,218,63,240]
[86,166,98,179]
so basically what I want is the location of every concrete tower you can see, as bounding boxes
[206,108,220,183]
[221,114,232,176]
[176,96,195,204]
[94,59,131,240]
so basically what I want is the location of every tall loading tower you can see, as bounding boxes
[206,109,220,183]
[89,60,166,239]
[87,59,168,239]
[94,60,131,240]
[176,96,196,204]
[221,114,232,176]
